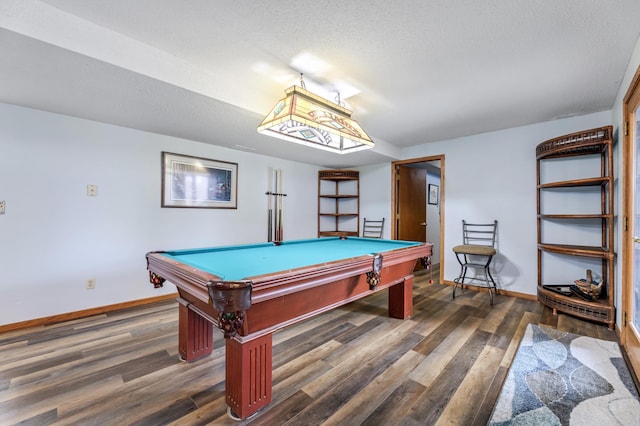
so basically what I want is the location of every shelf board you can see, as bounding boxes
[538,243,612,258]
[319,194,358,198]
[319,213,358,217]
[540,285,608,305]
[536,142,608,159]
[538,176,610,188]
[538,214,612,219]
[319,177,359,181]
[318,170,359,180]
[318,231,359,237]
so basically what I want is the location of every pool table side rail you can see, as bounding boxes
[146,251,219,299]
[156,237,420,257]
[247,243,432,302]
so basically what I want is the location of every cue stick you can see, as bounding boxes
[278,169,284,241]
[273,169,280,241]
[272,168,277,242]
[267,167,273,242]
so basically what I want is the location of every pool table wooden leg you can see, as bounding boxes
[225,333,273,420]
[177,298,213,362]
[388,276,413,319]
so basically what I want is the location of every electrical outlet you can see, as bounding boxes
[0,200,4,214]
[87,184,97,196]
[86,279,96,289]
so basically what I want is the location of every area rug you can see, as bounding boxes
[489,324,640,425]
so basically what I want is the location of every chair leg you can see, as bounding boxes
[483,256,497,305]
[487,268,497,291]
[461,255,469,289]
[453,253,468,299]
[453,265,467,299]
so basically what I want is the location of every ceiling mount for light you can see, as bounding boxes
[257,74,374,154]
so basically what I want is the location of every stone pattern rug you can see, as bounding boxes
[489,324,640,425]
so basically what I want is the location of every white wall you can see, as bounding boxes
[358,163,392,239]
[0,103,321,325]
[397,111,613,296]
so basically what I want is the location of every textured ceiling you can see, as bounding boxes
[1,1,639,168]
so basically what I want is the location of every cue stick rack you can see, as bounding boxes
[266,167,287,243]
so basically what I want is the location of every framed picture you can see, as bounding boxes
[428,184,439,205]
[162,152,238,209]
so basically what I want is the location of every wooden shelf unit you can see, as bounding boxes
[536,126,615,329]
[318,170,360,237]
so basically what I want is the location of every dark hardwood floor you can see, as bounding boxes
[0,267,619,425]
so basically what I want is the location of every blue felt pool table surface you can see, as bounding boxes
[159,237,422,281]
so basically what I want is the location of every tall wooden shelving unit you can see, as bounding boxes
[536,126,615,329]
[318,170,360,237]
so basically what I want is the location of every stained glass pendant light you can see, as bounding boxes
[257,75,374,154]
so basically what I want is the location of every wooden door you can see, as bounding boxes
[623,65,640,375]
[396,165,426,242]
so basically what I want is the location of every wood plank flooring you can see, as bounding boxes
[0,267,620,425]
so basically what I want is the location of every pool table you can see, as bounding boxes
[146,237,432,419]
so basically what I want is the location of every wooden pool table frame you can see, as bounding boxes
[146,240,432,419]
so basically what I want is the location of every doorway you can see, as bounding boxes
[622,64,640,375]
[392,155,444,283]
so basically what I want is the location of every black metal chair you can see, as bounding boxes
[362,217,385,238]
[452,220,498,304]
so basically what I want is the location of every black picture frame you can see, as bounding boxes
[428,184,439,205]
[161,152,238,209]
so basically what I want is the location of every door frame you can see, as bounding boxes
[622,65,640,374]
[392,155,445,284]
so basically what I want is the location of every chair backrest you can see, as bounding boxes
[363,217,385,239]
[462,220,497,247]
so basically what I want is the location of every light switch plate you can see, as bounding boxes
[87,184,97,196]
[0,200,5,214]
